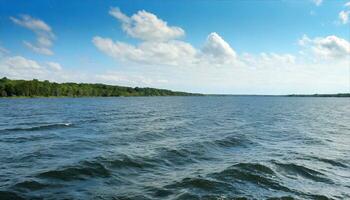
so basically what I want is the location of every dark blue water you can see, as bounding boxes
[0,96,349,199]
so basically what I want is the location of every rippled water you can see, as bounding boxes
[0,96,349,199]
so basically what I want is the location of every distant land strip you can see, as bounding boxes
[209,94,350,97]
[287,93,350,97]
[0,77,201,97]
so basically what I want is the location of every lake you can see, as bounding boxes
[0,96,349,199]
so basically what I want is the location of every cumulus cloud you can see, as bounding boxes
[93,36,197,66]
[202,32,237,64]
[0,56,44,79]
[10,15,55,55]
[109,7,184,41]
[0,55,67,81]
[299,35,350,59]
[4,56,41,70]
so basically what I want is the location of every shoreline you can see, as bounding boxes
[1,94,349,98]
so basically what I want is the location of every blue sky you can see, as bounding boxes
[0,0,349,94]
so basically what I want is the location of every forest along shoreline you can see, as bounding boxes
[0,77,201,97]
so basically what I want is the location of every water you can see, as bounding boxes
[0,96,349,200]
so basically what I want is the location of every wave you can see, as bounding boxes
[14,180,48,191]
[211,163,291,192]
[102,155,156,169]
[37,161,110,181]
[209,135,249,148]
[165,177,231,192]
[155,147,198,166]
[273,162,332,183]
[313,157,348,168]
[0,123,73,132]
[161,178,233,200]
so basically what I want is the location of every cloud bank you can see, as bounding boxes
[89,7,350,94]
[94,8,348,68]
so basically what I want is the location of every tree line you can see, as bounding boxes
[0,77,199,97]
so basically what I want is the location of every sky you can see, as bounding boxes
[0,0,349,94]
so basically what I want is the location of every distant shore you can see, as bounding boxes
[286,93,350,97]
[2,94,349,98]
[1,77,349,98]
[207,94,350,97]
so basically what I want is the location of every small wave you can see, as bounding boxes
[313,157,348,168]
[0,123,73,132]
[234,163,275,175]
[164,177,232,194]
[14,180,48,191]
[306,194,333,200]
[211,163,291,192]
[104,155,156,169]
[156,147,197,166]
[37,161,110,181]
[145,186,174,198]
[210,135,247,148]
[273,162,332,183]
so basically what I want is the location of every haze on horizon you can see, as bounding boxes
[0,0,349,95]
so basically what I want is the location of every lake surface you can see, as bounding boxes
[0,96,349,200]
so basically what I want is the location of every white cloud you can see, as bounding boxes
[4,56,41,70]
[299,35,350,59]
[23,41,53,55]
[345,1,350,7]
[94,8,318,71]
[21,7,337,94]
[10,15,55,55]
[10,15,51,32]
[242,52,295,68]
[109,7,184,41]
[0,54,169,88]
[312,0,323,6]
[0,56,44,80]
[202,32,237,64]
[93,36,197,66]
[96,8,244,67]
[0,56,68,81]
[339,10,350,24]
[46,62,62,71]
